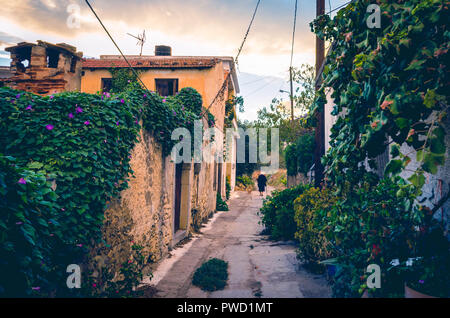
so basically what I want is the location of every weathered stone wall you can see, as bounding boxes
[91,129,175,276]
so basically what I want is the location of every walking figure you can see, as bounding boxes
[257,173,267,197]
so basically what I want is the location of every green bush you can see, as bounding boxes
[192,258,228,292]
[259,184,310,241]
[294,187,336,268]
[0,84,206,296]
[236,175,253,189]
[216,192,229,211]
[225,176,231,200]
[175,87,203,115]
[285,133,314,177]
[0,155,61,296]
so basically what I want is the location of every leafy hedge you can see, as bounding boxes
[294,187,336,268]
[285,133,315,177]
[309,0,449,297]
[192,258,228,292]
[259,184,310,241]
[0,83,211,296]
[0,155,60,296]
[216,192,229,211]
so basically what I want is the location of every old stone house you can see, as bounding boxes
[2,41,83,94]
[80,46,240,269]
[2,41,240,273]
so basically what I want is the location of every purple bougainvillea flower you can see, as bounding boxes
[18,178,27,184]
[16,94,21,99]
[16,222,23,225]
[76,244,83,247]
[135,120,138,124]
[143,94,147,98]
[68,113,74,119]
[49,95,54,100]
[26,105,32,110]
[31,287,41,291]
[45,124,54,131]
[419,280,425,284]
[84,121,90,126]
[61,208,65,211]
[104,139,107,143]
[76,106,83,113]
[116,121,120,126]
[173,111,177,116]
[120,99,125,104]
[181,106,185,111]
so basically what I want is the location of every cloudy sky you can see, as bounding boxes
[0,0,348,120]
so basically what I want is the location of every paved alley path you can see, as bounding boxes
[144,190,331,298]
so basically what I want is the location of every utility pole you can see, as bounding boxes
[314,0,325,187]
[289,0,298,123]
[290,66,294,122]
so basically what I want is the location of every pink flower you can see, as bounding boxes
[143,94,147,98]
[26,105,32,110]
[68,113,74,119]
[120,99,125,104]
[49,95,54,100]
[84,121,90,125]
[76,106,83,113]
[162,98,166,103]
[76,244,83,247]
[16,94,21,99]
[31,287,41,291]
[16,222,23,225]
[92,283,97,287]
[18,178,27,184]
[45,124,54,131]
[116,121,120,126]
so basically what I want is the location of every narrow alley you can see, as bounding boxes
[144,189,331,298]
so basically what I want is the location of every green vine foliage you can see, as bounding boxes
[0,82,210,296]
[310,0,449,297]
[285,133,315,176]
[0,155,60,296]
[312,0,448,187]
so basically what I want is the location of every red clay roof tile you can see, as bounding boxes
[82,57,218,69]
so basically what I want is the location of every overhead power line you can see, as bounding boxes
[327,0,353,15]
[84,0,150,92]
[290,0,298,69]
[201,0,262,117]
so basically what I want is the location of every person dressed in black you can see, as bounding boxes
[257,173,267,196]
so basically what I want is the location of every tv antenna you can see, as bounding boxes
[127,30,146,56]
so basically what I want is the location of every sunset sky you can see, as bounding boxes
[0,0,349,120]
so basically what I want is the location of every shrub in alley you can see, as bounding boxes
[259,184,310,241]
[192,258,228,292]
[216,192,229,211]
[293,187,337,270]
[285,133,315,177]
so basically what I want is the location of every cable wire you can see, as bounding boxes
[84,0,150,92]
[201,0,262,117]
[290,0,298,69]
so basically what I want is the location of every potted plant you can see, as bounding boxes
[404,217,450,298]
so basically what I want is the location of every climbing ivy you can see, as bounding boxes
[0,82,212,296]
[310,0,449,296]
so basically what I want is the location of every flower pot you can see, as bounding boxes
[404,284,436,298]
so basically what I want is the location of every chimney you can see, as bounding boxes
[155,45,172,56]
